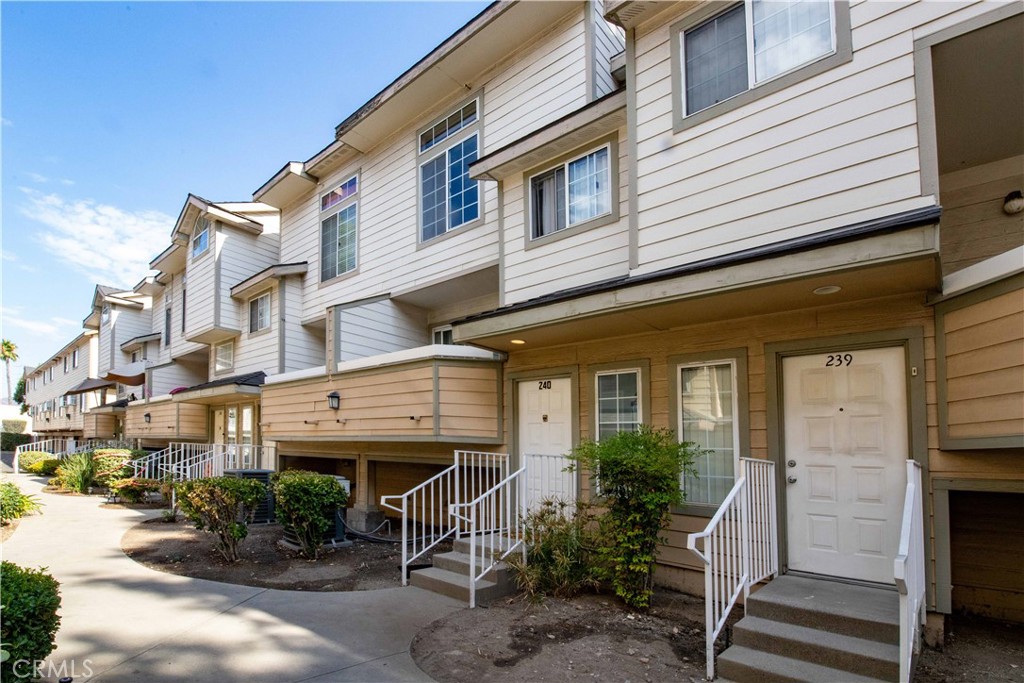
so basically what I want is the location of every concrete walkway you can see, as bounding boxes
[1,474,464,682]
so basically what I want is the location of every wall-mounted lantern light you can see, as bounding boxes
[144,413,152,424]
[327,391,341,410]
[1003,190,1024,216]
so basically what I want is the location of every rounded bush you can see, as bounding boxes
[0,482,41,525]
[25,459,61,476]
[0,561,61,681]
[271,470,348,559]
[176,477,267,562]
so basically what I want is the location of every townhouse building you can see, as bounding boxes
[23,331,108,441]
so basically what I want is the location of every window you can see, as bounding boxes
[101,303,110,324]
[595,370,641,440]
[63,356,68,373]
[531,146,611,239]
[432,325,454,345]
[674,1,848,127]
[131,350,140,363]
[215,341,234,373]
[164,306,172,346]
[72,348,79,368]
[419,99,481,242]
[320,176,358,282]
[678,360,739,506]
[48,366,53,381]
[249,293,271,333]
[191,216,210,258]
[181,287,187,333]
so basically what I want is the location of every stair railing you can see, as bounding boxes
[13,438,68,472]
[895,460,925,683]
[448,465,526,608]
[380,450,508,587]
[687,457,777,681]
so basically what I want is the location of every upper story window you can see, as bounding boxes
[191,216,211,259]
[419,99,481,242]
[131,350,140,363]
[63,356,68,373]
[214,341,234,373]
[101,303,111,324]
[72,348,79,368]
[164,305,172,347]
[249,292,271,333]
[432,325,454,345]
[531,145,612,239]
[595,369,642,440]
[47,366,53,381]
[320,176,359,282]
[673,1,849,129]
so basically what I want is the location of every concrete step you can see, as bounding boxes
[746,575,900,643]
[452,532,521,557]
[717,646,889,683]
[731,615,900,681]
[431,550,514,587]
[409,566,514,604]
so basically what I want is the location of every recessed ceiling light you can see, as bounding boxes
[813,285,842,296]
[509,339,526,345]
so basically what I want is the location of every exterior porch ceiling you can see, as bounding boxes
[184,326,241,345]
[391,263,499,310]
[171,384,261,406]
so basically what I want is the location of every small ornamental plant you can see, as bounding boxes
[0,482,42,525]
[25,458,61,476]
[54,453,96,493]
[570,426,699,610]
[0,561,61,681]
[108,477,162,503]
[506,498,600,600]
[271,470,348,559]
[14,450,50,473]
[175,477,267,562]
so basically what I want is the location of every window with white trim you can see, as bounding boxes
[191,216,210,258]
[249,293,271,333]
[320,176,358,282]
[72,348,79,368]
[419,99,480,242]
[679,0,838,117]
[164,306,172,347]
[432,325,454,345]
[678,360,739,506]
[595,369,641,440]
[215,341,234,373]
[531,145,611,239]
[63,356,68,373]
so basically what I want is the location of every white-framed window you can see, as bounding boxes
[531,145,611,239]
[131,350,140,363]
[72,348,79,368]
[679,0,837,117]
[419,99,481,242]
[48,366,53,381]
[191,216,210,258]
[678,359,739,506]
[249,293,271,333]
[595,369,642,440]
[101,303,110,324]
[214,341,234,373]
[63,356,68,373]
[320,176,358,282]
[432,325,454,345]
[164,306,172,346]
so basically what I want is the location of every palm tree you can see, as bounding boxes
[1,339,18,405]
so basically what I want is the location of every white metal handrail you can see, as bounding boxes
[380,450,508,587]
[687,457,777,681]
[895,460,925,683]
[449,465,526,608]
[13,438,68,472]
[60,438,135,458]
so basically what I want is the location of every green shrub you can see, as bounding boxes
[108,477,162,503]
[54,453,96,493]
[0,562,61,681]
[1,418,27,434]
[571,426,699,610]
[271,470,348,559]
[14,450,49,473]
[0,482,42,525]
[92,453,132,487]
[130,449,149,459]
[506,499,599,600]
[1,433,31,452]
[92,448,132,458]
[176,477,267,562]
[25,458,61,476]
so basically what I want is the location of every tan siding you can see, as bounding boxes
[125,400,208,440]
[82,413,118,439]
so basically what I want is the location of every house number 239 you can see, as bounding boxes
[538,380,553,390]
[825,354,853,367]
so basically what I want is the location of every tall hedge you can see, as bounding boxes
[0,562,61,681]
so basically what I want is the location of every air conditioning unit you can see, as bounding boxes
[224,469,275,524]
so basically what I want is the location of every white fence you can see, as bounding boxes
[687,457,778,680]
[13,439,69,472]
[895,460,926,683]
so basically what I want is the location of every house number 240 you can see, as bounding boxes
[538,380,553,390]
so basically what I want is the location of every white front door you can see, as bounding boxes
[783,346,909,584]
[518,377,575,510]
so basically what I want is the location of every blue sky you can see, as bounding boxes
[1,0,490,374]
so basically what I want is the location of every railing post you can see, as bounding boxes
[401,497,409,587]
[454,451,462,539]
[469,512,478,609]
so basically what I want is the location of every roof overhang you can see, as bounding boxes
[149,243,186,273]
[172,194,264,245]
[120,333,162,353]
[230,262,308,300]
[604,0,680,29]
[184,326,241,345]
[332,2,577,154]
[100,361,151,385]
[171,383,262,405]
[133,276,164,296]
[65,378,116,396]
[455,208,943,350]
[83,310,100,329]
[253,161,319,208]
[87,403,126,415]
[470,90,626,181]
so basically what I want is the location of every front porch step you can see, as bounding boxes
[431,550,514,587]
[717,575,900,683]
[409,565,513,604]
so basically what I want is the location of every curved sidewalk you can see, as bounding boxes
[2,474,462,683]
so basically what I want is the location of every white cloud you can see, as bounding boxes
[1,117,12,127]
[0,250,15,262]
[26,172,49,183]
[59,179,76,186]
[19,188,172,288]
[0,307,77,336]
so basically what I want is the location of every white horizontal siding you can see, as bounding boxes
[231,282,280,376]
[170,272,206,360]
[149,361,206,396]
[184,244,217,338]
[218,227,280,332]
[337,299,428,362]
[24,337,94,409]
[592,0,625,99]
[282,277,325,372]
[628,0,994,276]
